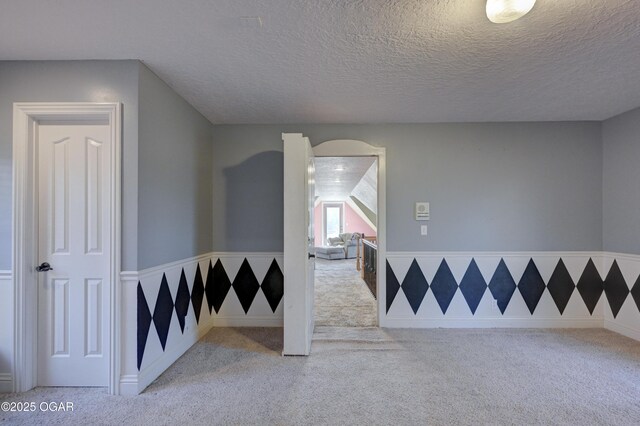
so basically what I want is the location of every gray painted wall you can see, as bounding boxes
[212,123,603,252]
[603,107,640,255]
[138,65,213,269]
[0,61,139,270]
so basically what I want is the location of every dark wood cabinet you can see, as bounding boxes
[362,240,377,299]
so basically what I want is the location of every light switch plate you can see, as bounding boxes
[421,225,428,236]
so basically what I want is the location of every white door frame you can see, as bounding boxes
[12,102,121,394]
[313,140,386,327]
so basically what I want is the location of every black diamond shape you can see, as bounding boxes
[604,260,630,318]
[631,275,640,312]
[137,282,152,371]
[191,264,205,323]
[261,259,284,312]
[153,274,174,351]
[233,259,261,314]
[386,260,401,313]
[401,259,429,314]
[576,258,604,315]
[488,259,516,315]
[547,259,575,315]
[430,259,458,314]
[459,259,487,314]
[211,259,232,313]
[205,261,215,314]
[174,269,191,333]
[518,259,546,315]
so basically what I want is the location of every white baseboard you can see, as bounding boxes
[382,317,604,329]
[604,320,640,342]
[118,374,139,396]
[0,373,13,393]
[0,272,12,394]
[211,251,283,259]
[213,316,283,327]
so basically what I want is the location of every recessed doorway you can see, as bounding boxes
[313,156,378,327]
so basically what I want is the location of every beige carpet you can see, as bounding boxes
[2,327,640,425]
[314,258,377,327]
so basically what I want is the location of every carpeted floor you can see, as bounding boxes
[314,258,377,327]
[2,327,640,425]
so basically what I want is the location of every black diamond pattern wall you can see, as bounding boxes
[458,259,486,314]
[632,277,640,312]
[518,259,546,315]
[137,283,153,371]
[205,261,216,314]
[386,260,401,313]
[233,259,261,314]
[488,259,516,314]
[386,257,640,318]
[261,260,284,313]
[401,259,429,314]
[191,265,205,323]
[175,269,190,333]
[604,261,630,318]
[153,274,174,351]
[430,260,458,314]
[137,257,284,371]
[546,259,574,315]
[211,259,231,314]
[577,259,604,315]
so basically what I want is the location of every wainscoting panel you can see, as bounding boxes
[121,250,639,395]
[122,252,284,395]
[210,254,284,327]
[121,254,214,395]
[603,253,640,341]
[384,253,606,328]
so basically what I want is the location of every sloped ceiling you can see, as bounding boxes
[315,157,376,200]
[351,162,377,214]
[2,0,640,123]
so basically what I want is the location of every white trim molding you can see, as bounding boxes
[605,320,640,341]
[384,318,603,329]
[213,316,283,327]
[386,251,605,259]
[12,102,122,394]
[0,374,13,394]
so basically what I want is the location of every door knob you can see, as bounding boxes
[308,253,315,259]
[35,262,53,272]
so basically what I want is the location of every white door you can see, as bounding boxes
[37,122,111,386]
[283,133,315,355]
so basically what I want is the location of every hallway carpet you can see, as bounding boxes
[314,258,377,327]
[2,327,640,425]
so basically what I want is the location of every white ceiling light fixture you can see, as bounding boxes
[486,0,536,24]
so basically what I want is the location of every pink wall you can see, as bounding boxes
[314,202,376,246]
[345,202,376,237]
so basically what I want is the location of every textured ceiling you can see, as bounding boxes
[2,0,640,123]
[315,157,376,200]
